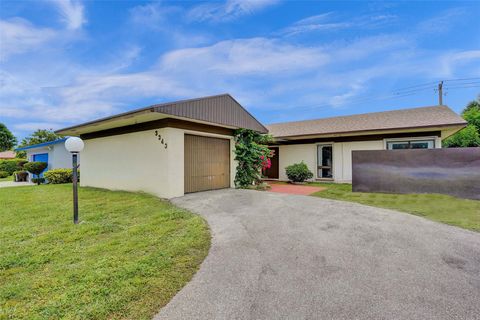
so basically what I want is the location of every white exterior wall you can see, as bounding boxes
[26,142,73,170]
[80,127,236,199]
[51,143,72,168]
[276,136,442,183]
[333,141,384,182]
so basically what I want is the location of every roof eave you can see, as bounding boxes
[271,122,468,140]
[15,138,68,151]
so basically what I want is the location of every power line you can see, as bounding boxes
[273,79,479,113]
[393,78,480,93]
[394,86,436,95]
[288,91,421,113]
[445,81,480,86]
[444,85,480,90]
[444,77,480,82]
[394,81,438,91]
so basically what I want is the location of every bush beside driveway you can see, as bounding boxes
[0,185,210,320]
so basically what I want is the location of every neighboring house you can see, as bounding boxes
[264,106,467,183]
[56,94,267,198]
[15,138,72,179]
[56,94,467,197]
[0,151,16,159]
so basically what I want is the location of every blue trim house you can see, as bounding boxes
[16,138,75,180]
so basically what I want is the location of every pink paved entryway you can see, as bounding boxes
[266,182,326,195]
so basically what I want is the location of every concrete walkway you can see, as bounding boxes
[267,181,325,195]
[155,189,480,320]
[0,181,34,188]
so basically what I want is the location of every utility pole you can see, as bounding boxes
[438,81,443,105]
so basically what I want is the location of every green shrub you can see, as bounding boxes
[285,161,313,183]
[0,159,27,175]
[32,177,45,184]
[44,169,74,184]
[24,162,48,185]
[0,171,9,178]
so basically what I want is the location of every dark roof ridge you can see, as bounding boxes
[267,105,450,126]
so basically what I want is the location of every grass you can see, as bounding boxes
[0,184,210,320]
[0,175,13,182]
[308,183,480,232]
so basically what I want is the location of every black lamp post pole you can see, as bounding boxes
[72,152,79,224]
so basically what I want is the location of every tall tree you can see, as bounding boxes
[0,123,17,152]
[16,129,64,158]
[444,96,480,148]
[18,129,63,147]
[462,101,480,133]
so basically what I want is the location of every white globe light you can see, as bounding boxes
[65,137,84,153]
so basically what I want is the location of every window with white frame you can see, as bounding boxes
[317,144,333,178]
[386,139,435,150]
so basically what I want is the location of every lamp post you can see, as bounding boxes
[65,137,84,224]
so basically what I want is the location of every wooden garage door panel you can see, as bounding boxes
[185,135,230,193]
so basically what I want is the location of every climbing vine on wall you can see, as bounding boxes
[233,129,274,188]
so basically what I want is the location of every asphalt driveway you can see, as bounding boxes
[155,189,480,320]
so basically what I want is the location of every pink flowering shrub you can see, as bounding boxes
[234,129,274,187]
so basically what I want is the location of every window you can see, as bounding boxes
[386,139,435,150]
[317,144,333,179]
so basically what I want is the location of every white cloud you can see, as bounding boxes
[2,3,479,134]
[0,18,56,61]
[417,7,466,34]
[0,1,86,62]
[14,122,65,131]
[187,0,279,22]
[160,37,329,75]
[439,50,480,77]
[281,12,397,36]
[51,0,86,30]
[129,2,180,30]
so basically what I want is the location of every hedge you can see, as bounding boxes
[44,168,79,184]
[0,159,28,175]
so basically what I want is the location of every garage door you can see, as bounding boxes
[184,134,230,193]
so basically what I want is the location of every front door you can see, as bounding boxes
[263,147,279,179]
[32,153,49,178]
[317,145,333,179]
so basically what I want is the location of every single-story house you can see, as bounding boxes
[16,138,73,179]
[56,94,466,198]
[264,106,467,182]
[56,94,268,198]
[0,151,16,159]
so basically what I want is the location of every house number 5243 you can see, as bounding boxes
[154,130,168,149]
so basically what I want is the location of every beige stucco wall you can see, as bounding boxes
[276,136,441,183]
[80,127,235,199]
[333,141,384,182]
[278,144,316,181]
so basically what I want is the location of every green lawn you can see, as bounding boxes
[0,174,13,182]
[0,184,210,320]
[309,183,480,232]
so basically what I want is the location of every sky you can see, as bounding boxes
[1,0,480,139]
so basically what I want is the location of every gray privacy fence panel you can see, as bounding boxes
[352,148,480,200]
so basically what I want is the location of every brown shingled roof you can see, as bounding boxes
[0,151,16,159]
[56,94,268,135]
[266,105,467,138]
